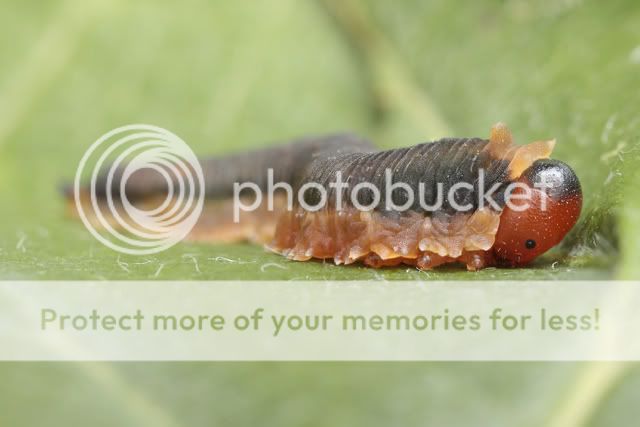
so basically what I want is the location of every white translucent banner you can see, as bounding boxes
[0,281,638,361]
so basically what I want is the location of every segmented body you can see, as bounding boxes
[267,135,527,270]
[69,124,570,270]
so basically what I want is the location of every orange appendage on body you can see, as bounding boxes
[268,207,501,271]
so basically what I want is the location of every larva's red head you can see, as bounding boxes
[493,159,582,267]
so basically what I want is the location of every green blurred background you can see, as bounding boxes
[1,0,639,425]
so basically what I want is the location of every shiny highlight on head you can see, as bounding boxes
[493,159,582,266]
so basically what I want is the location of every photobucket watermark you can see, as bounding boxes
[74,124,204,255]
[233,168,555,222]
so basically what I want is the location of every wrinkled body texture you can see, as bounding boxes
[70,124,581,270]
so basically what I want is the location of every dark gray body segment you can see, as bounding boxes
[91,134,513,215]
[91,134,375,200]
[300,137,513,215]
[202,134,376,198]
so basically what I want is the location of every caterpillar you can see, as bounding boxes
[67,123,582,270]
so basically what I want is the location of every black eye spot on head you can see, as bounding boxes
[525,239,537,250]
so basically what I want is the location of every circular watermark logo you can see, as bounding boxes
[74,124,205,255]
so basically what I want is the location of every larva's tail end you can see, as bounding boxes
[59,181,74,200]
[60,181,91,220]
[60,181,281,246]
